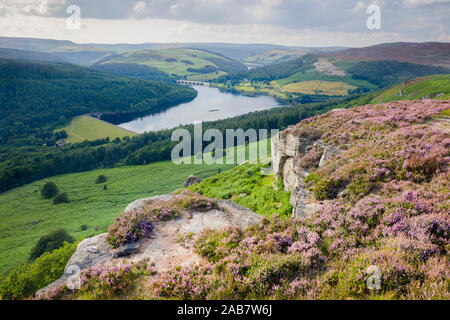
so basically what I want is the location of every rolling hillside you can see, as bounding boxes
[322,42,450,68]
[93,48,248,81]
[49,46,116,66]
[214,42,450,100]
[0,37,345,68]
[241,46,346,68]
[0,48,67,64]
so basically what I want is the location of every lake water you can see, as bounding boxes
[118,86,284,133]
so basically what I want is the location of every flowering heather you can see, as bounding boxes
[55,101,449,300]
[145,263,215,300]
[108,191,217,248]
[287,100,450,202]
[39,261,147,300]
[141,101,449,300]
[171,190,219,212]
[107,209,156,248]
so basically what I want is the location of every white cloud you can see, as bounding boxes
[0,0,447,45]
[0,0,66,16]
[133,1,147,13]
[0,14,433,47]
[402,0,450,7]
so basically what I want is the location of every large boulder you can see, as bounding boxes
[37,196,263,297]
[124,194,170,213]
[183,175,202,188]
[36,233,113,296]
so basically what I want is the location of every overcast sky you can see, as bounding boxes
[0,0,448,46]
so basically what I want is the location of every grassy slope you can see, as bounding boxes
[99,48,235,81]
[0,160,232,273]
[0,140,269,274]
[190,163,293,218]
[370,74,450,103]
[58,115,138,143]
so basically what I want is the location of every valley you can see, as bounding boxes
[0,34,449,301]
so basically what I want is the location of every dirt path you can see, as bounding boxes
[425,116,450,133]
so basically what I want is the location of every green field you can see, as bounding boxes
[282,80,356,96]
[0,140,269,274]
[58,115,138,143]
[214,81,289,99]
[215,78,356,99]
[370,74,450,103]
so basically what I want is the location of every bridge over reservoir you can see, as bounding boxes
[176,80,210,86]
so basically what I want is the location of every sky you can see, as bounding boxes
[0,0,449,47]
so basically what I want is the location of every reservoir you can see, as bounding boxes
[117,85,284,133]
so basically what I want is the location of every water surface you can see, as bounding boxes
[118,86,283,133]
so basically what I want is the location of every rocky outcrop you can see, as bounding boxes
[319,144,340,168]
[37,195,263,297]
[124,194,170,213]
[271,130,340,218]
[183,175,202,187]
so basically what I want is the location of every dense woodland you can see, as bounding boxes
[91,62,174,82]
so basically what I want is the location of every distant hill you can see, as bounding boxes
[241,46,346,68]
[0,48,67,64]
[322,42,450,68]
[93,48,248,81]
[0,36,75,52]
[49,46,116,66]
[214,42,450,101]
[0,36,347,69]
